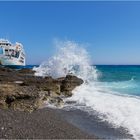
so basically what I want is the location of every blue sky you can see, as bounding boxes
[0,1,140,65]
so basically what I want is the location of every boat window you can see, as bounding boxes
[11,50,20,58]
[4,49,20,58]
[15,51,20,58]
[20,57,24,60]
[19,60,24,63]
[5,49,9,56]
[11,50,15,57]
[21,52,25,57]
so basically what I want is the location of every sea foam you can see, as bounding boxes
[34,40,140,140]
[67,83,140,140]
[33,40,98,80]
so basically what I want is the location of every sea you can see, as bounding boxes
[27,41,140,139]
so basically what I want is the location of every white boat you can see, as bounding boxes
[0,39,25,66]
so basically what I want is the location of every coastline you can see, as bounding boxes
[0,106,133,139]
[0,66,137,139]
[0,67,97,139]
[0,107,96,139]
[57,108,133,139]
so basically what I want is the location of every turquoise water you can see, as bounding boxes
[96,65,140,96]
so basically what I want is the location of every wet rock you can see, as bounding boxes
[46,96,64,108]
[10,98,44,112]
[60,75,84,96]
[0,67,83,112]
[18,68,35,74]
[0,67,13,73]
[0,100,8,109]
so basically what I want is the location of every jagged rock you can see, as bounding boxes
[60,75,83,96]
[0,99,8,109]
[0,67,83,112]
[18,68,35,74]
[10,98,44,112]
[0,67,13,72]
[46,96,64,108]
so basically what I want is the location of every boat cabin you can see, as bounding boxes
[0,39,26,66]
[0,40,23,59]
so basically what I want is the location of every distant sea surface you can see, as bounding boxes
[96,65,140,96]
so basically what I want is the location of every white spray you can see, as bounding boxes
[34,40,140,140]
[33,40,98,81]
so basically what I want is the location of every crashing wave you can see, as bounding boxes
[33,40,98,81]
[33,39,140,140]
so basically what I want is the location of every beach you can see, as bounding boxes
[0,66,95,139]
[0,106,133,139]
[59,108,133,139]
[0,108,95,139]
[0,64,139,139]
[0,1,140,139]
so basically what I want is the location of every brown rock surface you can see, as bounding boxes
[0,67,83,112]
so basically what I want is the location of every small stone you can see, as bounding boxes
[14,81,23,84]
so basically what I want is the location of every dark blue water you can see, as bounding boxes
[25,65,39,69]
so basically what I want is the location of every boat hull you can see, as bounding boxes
[0,56,25,66]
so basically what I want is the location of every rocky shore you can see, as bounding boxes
[0,67,98,139]
[0,67,83,112]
